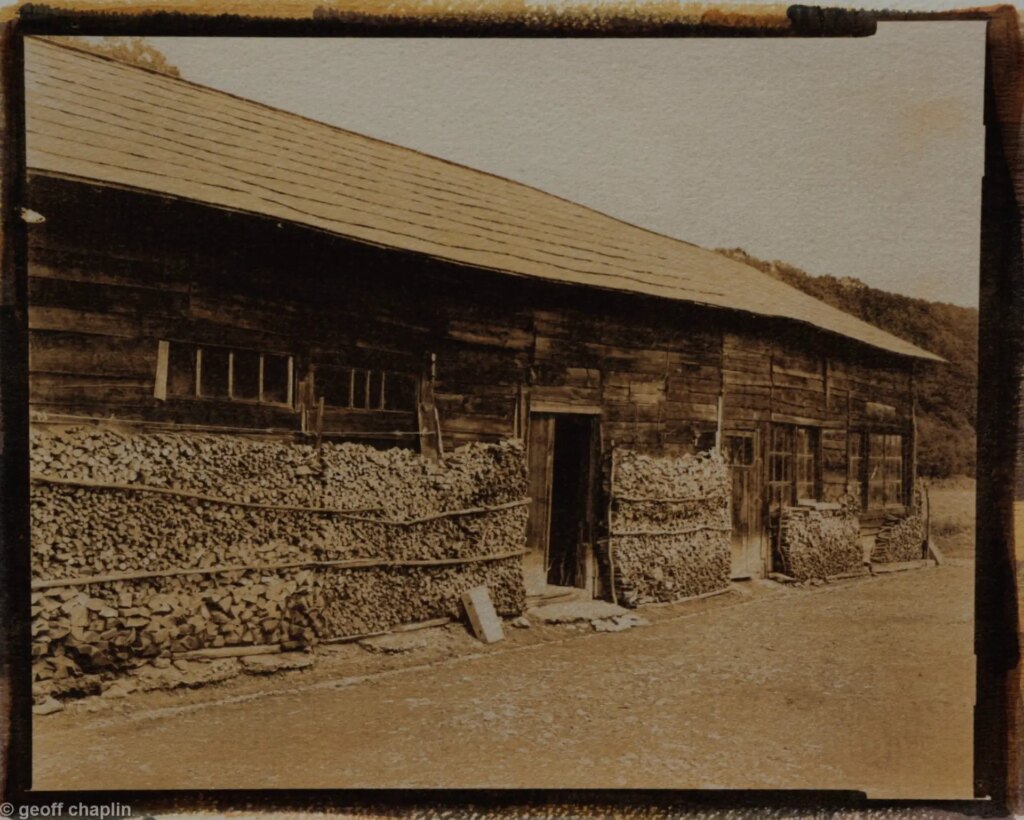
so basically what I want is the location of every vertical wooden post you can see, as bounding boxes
[715,391,724,455]
[153,340,169,400]
[417,351,440,460]
[607,445,619,606]
[909,365,918,514]
[314,396,325,454]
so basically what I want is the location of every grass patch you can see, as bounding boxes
[925,477,975,558]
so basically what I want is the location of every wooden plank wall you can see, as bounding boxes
[720,329,913,506]
[25,178,425,439]
[26,177,917,479]
[525,306,721,456]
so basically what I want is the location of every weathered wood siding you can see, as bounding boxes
[26,177,917,511]
[26,177,425,439]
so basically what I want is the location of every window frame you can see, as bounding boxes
[157,340,295,408]
[768,423,822,508]
[314,363,419,414]
[853,429,907,511]
[848,429,866,506]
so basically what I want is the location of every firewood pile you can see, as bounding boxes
[30,427,528,699]
[608,448,731,606]
[777,498,862,581]
[872,513,924,563]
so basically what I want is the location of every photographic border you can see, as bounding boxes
[0,5,1016,814]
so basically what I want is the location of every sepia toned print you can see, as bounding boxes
[22,30,979,796]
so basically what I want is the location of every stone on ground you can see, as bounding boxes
[33,696,64,715]
[591,613,650,633]
[527,600,628,624]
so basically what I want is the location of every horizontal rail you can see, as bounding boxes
[32,548,529,590]
[609,524,731,537]
[31,473,529,524]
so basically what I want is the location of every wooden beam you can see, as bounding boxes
[530,400,601,415]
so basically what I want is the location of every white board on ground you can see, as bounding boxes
[461,586,504,643]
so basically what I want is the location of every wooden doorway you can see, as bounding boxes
[724,429,764,579]
[524,412,599,598]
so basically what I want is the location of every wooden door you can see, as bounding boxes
[524,414,555,596]
[725,430,764,578]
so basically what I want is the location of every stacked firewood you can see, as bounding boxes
[30,427,529,699]
[609,448,731,606]
[29,428,527,516]
[872,513,924,563]
[31,484,527,579]
[777,500,862,581]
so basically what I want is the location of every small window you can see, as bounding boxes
[352,369,369,409]
[384,373,418,412]
[368,371,384,410]
[769,424,820,507]
[849,431,865,503]
[167,342,197,398]
[158,341,293,406]
[795,427,818,501]
[317,364,418,413]
[725,433,755,467]
[867,433,886,508]
[866,432,904,509]
[232,350,261,401]
[885,434,904,506]
[199,347,230,399]
[262,355,291,405]
[318,366,353,408]
[768,425,794,508]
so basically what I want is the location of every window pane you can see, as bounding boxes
[695,430,716,453]
[794,427,818,501]
[368,370,384,410]
[199,347,229,398]
[167,342,196,397]
[384,373,417,412]
[796,427,811,456]
[867,433,886,509]
[232,350,260,401]
[726,434,754,467]
[319,365,353,408]
[352,369,369,409]
[849,432,864,502]
[262,355,291,405]
[887,435,903,505]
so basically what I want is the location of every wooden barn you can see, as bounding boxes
[22,38,940,600]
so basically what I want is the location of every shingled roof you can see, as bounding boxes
[24,37,941,362]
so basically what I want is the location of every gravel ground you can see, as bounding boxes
[32,565,974,797]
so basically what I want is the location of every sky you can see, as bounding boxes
[144,22,985,307]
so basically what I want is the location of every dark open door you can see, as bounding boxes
[724,429,764,579]
[525,412,599,597]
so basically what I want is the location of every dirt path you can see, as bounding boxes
[32,565,974,797]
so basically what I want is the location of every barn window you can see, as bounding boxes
[767,425,794,507]
[795,427,819,501]
[232,350,261,401]
[725,433,755,467]
[316,364,417,413]
[199,347,230,399]
[159,341,293,406]
[848,431,865,503]
[867,433,904,509]
[768,424,821,507]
